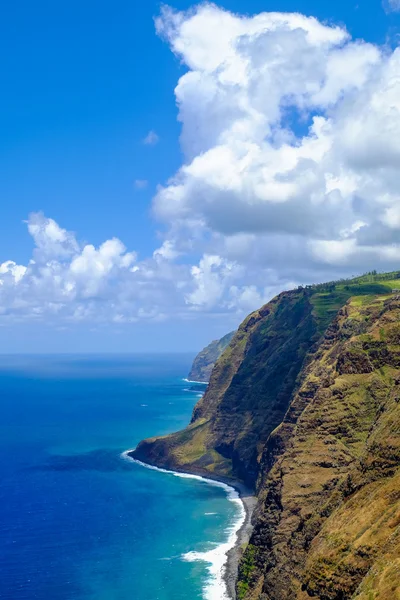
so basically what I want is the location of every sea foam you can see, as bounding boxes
[122,451,245,600]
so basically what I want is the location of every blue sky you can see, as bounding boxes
[2,0,400,352]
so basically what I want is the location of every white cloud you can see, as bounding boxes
[0,214,185,323]
[153,240,180,261]
[27,213,79,259]
[143,130,160,145]
[5,5,400,328]
[185,254,238,308]
[227,285,268,312]
[151,3,400,287]
[68,239,137,298]
[0,261,27,284]
[0,214,274,324]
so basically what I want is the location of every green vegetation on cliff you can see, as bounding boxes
[188,331,235,382]
[130,271,400,599]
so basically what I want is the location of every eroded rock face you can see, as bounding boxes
[239,296,400,600]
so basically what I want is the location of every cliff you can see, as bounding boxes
[131,287,325,487]
[188,331,235,382]
[239,290,400,600]
[130,272,400,599]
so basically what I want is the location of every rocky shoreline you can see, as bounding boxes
[224,486,257,600]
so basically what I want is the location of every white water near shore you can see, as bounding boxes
[122,451,246,600]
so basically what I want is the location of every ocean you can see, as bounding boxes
[0,354,242,600]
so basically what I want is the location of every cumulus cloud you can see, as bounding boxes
[0,213,177,323]
[185,254,238,308]
[27,213,79,259]
[153,240,180,261]
[228,285,274,313]
[5,4,400,326]
[153,3,400,288]
[0,261,27,283]
[0,213,271,324]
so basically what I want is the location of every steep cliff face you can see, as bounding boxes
[239,293,400,600]
[188,331,235,382]
[131,288,327,487]
[130,273,400,599]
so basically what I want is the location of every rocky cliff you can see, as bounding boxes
[239,291,400,600]
[132,288,325,487]
[188,331,235,382]
[130,272,400,599]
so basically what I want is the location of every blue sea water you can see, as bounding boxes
[0,354,241,600]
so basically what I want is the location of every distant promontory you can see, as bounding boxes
[188,331,235,382]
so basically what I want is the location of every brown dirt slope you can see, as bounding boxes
[239,294,400,600]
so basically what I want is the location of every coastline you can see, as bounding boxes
[182,377,209,385]
[122,451,256,600]
[224,488,257,600]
